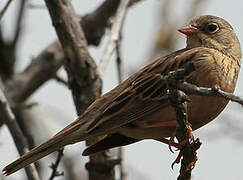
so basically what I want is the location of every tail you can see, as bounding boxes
[2,118,90,176]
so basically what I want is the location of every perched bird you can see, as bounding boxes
[3,15,241,176]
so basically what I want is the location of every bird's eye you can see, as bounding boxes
[206,23,219,34]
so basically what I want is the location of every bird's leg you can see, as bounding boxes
[171,150,183,169]
[157,127,199,171]
[157,123,194,153]
[171,148,198,170]
[172,138,200,171]
[172,123,194,150]
[168,130,176,152]
[156,138,181,150]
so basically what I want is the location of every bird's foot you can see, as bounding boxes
[156,138,181,149]
[168,123,194,153]
[171,150,183,169]
[171,151,198,170]
[155,124,193,152]
[171,138,200,170]
[156,124,198,170]
[168,123,197,170]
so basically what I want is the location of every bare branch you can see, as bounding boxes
[162,63,242,179]
[98,0,130,78]
[4,0,129,104]
[12,0,27,45]
[0,0,14,21]
[81,0,143,46]
[48,148,64,180]
[44,0,101,114]
[168,89,201,180]
[43,1,121,180]
[118,147,127,180]
[0,86,40,180]
[54,75,68,86]
[116,30,124,83]
[177,83,243,105]
[80,0,121,46]
[166,65,243,105]
[3,0,141,105]
[5,42,64,103]
[115,23,126,180]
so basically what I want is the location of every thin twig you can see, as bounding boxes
[0,86,40,180]
[5,42,64,103]
[12,0,27,45]
[178,83,243,105]
[81,0,143,46]
[43,1,112,180]
[162,63,243,179]
[98,0,130,78]
[48,148,64,180]
[115,20,126,180]
[118,147,127,180]
[0,0,14,21]
[116,31,124,83]
[54,75,68,86]
[4,0,140,104]
[164,63,243,106]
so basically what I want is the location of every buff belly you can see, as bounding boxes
[118,94,229,139]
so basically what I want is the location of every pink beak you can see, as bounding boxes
[178,25,199,35]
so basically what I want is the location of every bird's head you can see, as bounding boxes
[179,15,242,62]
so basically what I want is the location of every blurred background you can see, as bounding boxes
[0,0,243,179]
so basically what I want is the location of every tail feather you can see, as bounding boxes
[3,139,65,176]
[2,122,89,176]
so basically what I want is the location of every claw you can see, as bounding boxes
[156,124,197,171]
[169,130,176,153]
[169,124,193,152]
[171,150,183,170]
[177,124,194,148]
[155,138,180,151]
[170,123,196,170]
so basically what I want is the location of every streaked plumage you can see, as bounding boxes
[3,15,241,176]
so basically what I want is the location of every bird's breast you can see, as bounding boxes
[118,52,240,139]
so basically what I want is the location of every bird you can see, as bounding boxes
[3,15,242,176]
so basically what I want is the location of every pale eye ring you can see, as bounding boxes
[206,23,219,34]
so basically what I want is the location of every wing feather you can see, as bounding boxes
[87,47,213,133]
